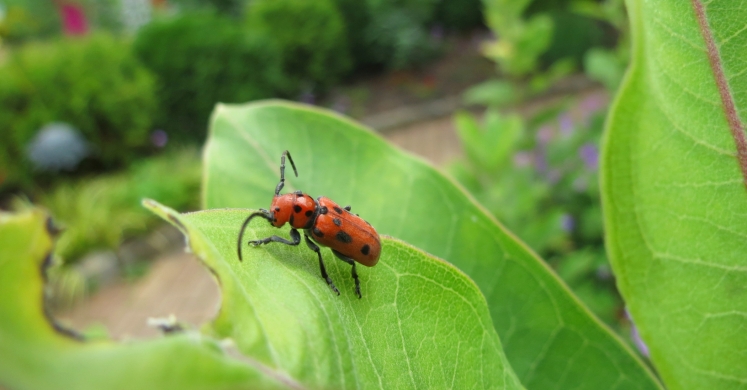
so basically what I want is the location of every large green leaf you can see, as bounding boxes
[203,100,661,389]
[144,201,523,389]
[0,203,522,389]
[602,1,747,389]
[0,209,290,390]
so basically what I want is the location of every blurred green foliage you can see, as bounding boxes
[0,0,60,44]
[330,0,373,69]
[481,0,554,78]
[246,0,351,93]
[0,33,157,187]
[448,100,622,327]
[333,0,483,70]
[168,0,244,15]
[362,0,441,70]
[40,148,201,265]
[476,0,622,102]
[432,0,484,31]
[540,11,610,66]
[454,0,630,331]
[133,11,285,143]
[574,0,628,92]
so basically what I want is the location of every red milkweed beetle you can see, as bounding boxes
[237,150,381,298]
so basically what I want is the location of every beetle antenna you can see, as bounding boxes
[276,150,299,196]
[237,210,272,261]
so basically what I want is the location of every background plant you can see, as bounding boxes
[448,98,620,326]
[245,0,351,94]
[0,0,60,45]
[0,33,157,188]
[133,11,286,143]
[453,0,624,328]
[467,0,622,106]
[360,0,442,70]
[39,148,201,265]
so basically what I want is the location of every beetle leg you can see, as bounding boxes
[304,234,340,295]
[332,250,361,299]
[238,210,274,261]
[343,205,351,211]
[249,228,301,247]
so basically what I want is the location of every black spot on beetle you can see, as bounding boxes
[333,206,343,214]
[361,244,370,255]
[344,205,351,211]
[275,207,281,212]
[293,205,302,213]
[313,227,324,237]
[333,218,341,226]
[335,231,352,243]
[289,214,295,225]
[305,210,313,217]
[320,206,328,214]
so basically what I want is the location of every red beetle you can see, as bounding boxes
[237,150,381,298]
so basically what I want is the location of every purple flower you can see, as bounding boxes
[536,125,554,146]
[631,325,650,357]
[558,112,574,136]
[513,151,533,168]
[430,24,444,41]
[579,93,607,125]
[579,143,599,171]
[534,148,548,173]
[299,90,315,105]
[626,309,650,358]
[151,129,168,148]
[560,213,575,232]
[595,265,612,280]
[546,168,561,184]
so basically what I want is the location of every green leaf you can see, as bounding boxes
[602,1,747,388]
[0,209,291,390]
[143,201,523,389]
[203,100,661,389]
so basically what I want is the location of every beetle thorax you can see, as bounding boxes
[269,192,318,229]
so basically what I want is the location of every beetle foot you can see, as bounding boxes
[326,278,340,295]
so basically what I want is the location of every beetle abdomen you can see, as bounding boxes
[310,197,381,266]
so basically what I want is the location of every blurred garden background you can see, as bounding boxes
[0,0,640,353]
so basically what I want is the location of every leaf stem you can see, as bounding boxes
[692,0,747,189]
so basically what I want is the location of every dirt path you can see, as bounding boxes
[55,252,220,339]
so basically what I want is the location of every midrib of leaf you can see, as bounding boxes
[692,0,747,188]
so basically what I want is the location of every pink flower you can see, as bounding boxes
[59,3,88,36]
